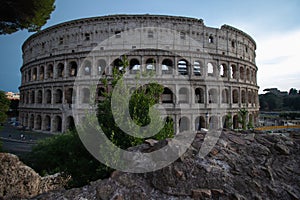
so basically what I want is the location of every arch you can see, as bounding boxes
[82,88,90,104]
[35,115,42,130]
[233,115,239,129]
[178,59,188,75]
[195,88,204,104]
[39,66,44,80]
[232,89,239,104]
[43,115,51,131]
[162,58,173,74]
[162,87,174,104]
[55,89,63,104]
[209,116,218,129]
[97,87,105,101]
[30,90,35,104]
[241,90,246,104]
[193,61,202,76]
[195,116,205,131]
[46,64,53,79]
[219,63,228,78]
[45,89,52,104]
[32,68,37,81]
[29,114,34,129]
[208,35,214,43]
[37,90,43,104]
[231,64,237,79]
[129,58,140,73]
[65,88,73,104]
[146,58,156,71]
[53,116,62,132]
[83,60,92,75]
[69,61,78,77]
[97,59,107,75]
[179,87,189,103]
[222,89,229,103]
[66,116,76,131]
[240,66,245,80]
[208,88,218,104]
[207,62,214,77]
[57,63,64,78]
[223,115,231,129]
[113,58,124,73]
[179,117,189,132]
[246,68,250,81]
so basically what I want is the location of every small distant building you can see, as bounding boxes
[263,88,288,96]
[5,92,20,100]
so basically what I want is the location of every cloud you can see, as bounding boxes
[256,29,300,92]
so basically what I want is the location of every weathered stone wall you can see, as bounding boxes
[19,14,259,133]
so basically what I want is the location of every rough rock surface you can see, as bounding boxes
[0,153,69,200]
[4,130,300,200]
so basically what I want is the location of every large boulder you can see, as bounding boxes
[0,153,69,200]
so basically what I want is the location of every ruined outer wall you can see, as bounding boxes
[19,14,259,133]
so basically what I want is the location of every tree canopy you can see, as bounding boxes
[0,0,56,34]
[0,91,10,123]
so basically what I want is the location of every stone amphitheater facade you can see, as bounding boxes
[19,14,259,133]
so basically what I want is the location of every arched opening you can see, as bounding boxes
[43,115,51,131]
[83,60,92,75]
[208,35,214,43]
[146,58,156,71]
[240,66,245,80]
[53,116,62,132]
[30,90,35,104]
[39,66,44,80]
[179,117,189,132]
[223,115,232,129]
[82,88,90,104]
[209,116,218,129]
[28,69,31,81]
[35,115,42,130]
[178,59,188,75]
[29,114,34,130]
[97,87,105,101]
[208,88,218,104]
[219,64,228,77]
[55,89,63,104]
[241,90,246,104]
[97,59,106,75]
[46,64,53,79]
[232,89,239,104]
[66,116,76,131]
[248,91,252,104]
[129,59,140,74]
[37,90,43,104]
[207,62,214,77]
[113,58,124,73]
[162,59,173,75]
[195,116,205,131]
[65,88,73,104]
[162,87,174,104]
[231,64,237,79]
[246,68,250,81]
[57,63,64,78]
[233,115,239,129]
[164,116,175,133]
[45,89,52,104]
[222,89,229,103]
[193,61,202,76]
[179,88,189,103]
[195,88,204,104]
[69,61,78,77]
[32,68,37,81]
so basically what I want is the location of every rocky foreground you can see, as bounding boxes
[1,130,300,200]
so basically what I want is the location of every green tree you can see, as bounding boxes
[238,108,248,130]
[0,91,10,123]
[0,0,56,34]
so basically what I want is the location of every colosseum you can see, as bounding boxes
[19,14,259,134]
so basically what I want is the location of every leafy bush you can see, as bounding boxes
[23,130,112,188]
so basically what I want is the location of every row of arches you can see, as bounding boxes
[20,114,75,132]
[22,57,257,84]
[20,86,258,106]
[19,111,255,133]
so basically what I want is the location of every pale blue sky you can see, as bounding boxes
[0,0,299,93]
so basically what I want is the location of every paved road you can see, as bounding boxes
[0,123,53,156]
